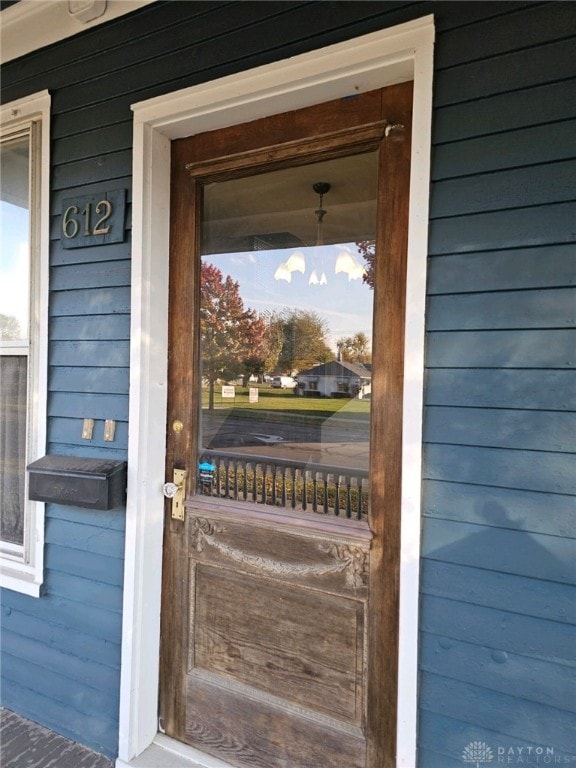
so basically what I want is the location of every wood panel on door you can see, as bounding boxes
[161,83,413,768]
[186,499,371,767]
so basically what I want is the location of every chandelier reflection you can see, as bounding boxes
[335,247,367,281]
[273,182,366,285]
[308,269,327,285]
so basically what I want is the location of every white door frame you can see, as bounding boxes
[119,16,434,768]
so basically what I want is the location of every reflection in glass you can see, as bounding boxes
[1,135,30,342]
[0,357,27,545]
[198,153,377,517]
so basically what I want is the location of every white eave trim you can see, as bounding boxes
[0,0,157,64]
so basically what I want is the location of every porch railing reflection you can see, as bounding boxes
[199,450,369,520]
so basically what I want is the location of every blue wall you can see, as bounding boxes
[1,1,574,762]
[420,4,576,762]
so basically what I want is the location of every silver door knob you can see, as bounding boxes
[163,482,179,498]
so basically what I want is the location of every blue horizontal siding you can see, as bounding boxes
[50,315,131,342]
[2,652,119,717]
[431,160,576,219]
[418,711,576,767]
[51,101,138,142]
[48,504,125,531]
[424,406,576,452]
[427,245,576,293]
[48,392,129,421]
[419,673,576,754]
[45,543,125,587]
[432,120,576,179]
[422,518,576,584]
[420,560,576,625]
[435,3,576,68]
[419,595,575,670]
[50,287,131,316]
[422,480,575,539]
[427,288,575,330]
[428,201,576,254]
[1,573,122,755]
[1,604,120,669]
[52,121,133,165]
[52,150,132,191]
[417,748,470,768]
[420,633,576,712]
[426,329,575,368]
[49,366,130,395]
[432,76,576,143]
[421,3,576,762]
[46,572,123,611]
[46,11,312,112]
[50,340,130,367]
[45,517,125,559]
[425,369,576,411]
[0,678,118,758]
[50,238,131,266]
[51,261,131,291]
[2,629,120,693]
[434,37,576,107]
[47,419,128,452]
[424,443,575,495]
[47,440,128,461]
[4,589,122,643]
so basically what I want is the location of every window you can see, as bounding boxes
[1,91,50,596]
[197,153,376,518]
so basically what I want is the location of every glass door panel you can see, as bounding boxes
[198,152,377,518]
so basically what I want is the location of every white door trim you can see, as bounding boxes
[120,16,434,768]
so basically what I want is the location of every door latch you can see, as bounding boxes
[163,468,187,520]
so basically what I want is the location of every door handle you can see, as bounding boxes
[163,468,187,520]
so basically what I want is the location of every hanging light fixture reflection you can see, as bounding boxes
[308,182,330,286]
[310,269,329,285]
[274,181,366,284]
[275,182,331,283]
[335,245,366,281]
[312,182,330,247]
[273,262,293,282]
[285,251,306,273]
[274,250,306,282]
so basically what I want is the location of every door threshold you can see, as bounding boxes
[116,734,235,768]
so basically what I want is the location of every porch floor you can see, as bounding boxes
[0,709,232,768]
[0,708,114,768]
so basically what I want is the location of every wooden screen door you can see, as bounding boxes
[160,82,412,768]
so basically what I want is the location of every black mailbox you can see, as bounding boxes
[27,456,127,510]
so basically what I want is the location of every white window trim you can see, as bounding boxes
[0,91,50,597]
[121,17,434,768]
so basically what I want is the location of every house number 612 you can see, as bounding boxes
[60,189,125,249]
[62,200,113,238]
